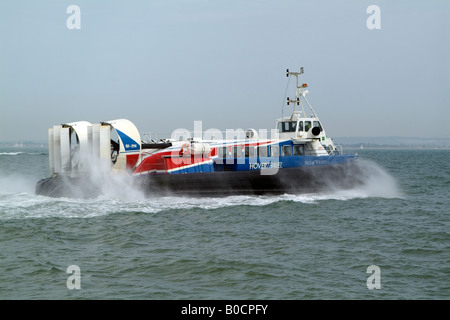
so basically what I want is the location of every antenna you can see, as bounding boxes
[286,68,306,116]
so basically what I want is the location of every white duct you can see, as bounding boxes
[48,128,54,175]
[99,124,111,172]
[60,127,71,173]
[102,119,141,171]
[47,119,139,175]
[102,119,141,153]
[53,125,62,174]
[92,123,100,167]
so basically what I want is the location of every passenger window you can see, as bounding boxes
[245,146,255,158]
[219,146,228,158]
[258,145,267,157]
[293,145,304,156]
[268,145,279,157]
[282,145,292,156]
[299,121,303,131]
[233,146,243,158]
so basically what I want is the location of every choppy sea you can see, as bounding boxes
[0,146,448,299]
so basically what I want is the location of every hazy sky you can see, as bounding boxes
[1,0,449,142]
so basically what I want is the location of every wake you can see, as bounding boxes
[0,158,402,219]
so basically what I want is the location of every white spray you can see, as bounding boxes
[315,158,404,200]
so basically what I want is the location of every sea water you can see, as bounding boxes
[0,147,448,299]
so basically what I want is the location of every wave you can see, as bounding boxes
[0,158,402,219]
[0,152,23,156]
[0,152,46,156]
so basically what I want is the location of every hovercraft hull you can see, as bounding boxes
[36,161,364,198]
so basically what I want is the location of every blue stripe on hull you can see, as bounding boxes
[169,162,215,174]
[213,154,358,172]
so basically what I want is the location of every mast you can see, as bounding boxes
[285,68,318,118]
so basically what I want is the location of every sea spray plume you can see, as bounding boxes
[351,159,403,199]
[0,152,44,195]
[0,173,36,195]
[35,145,145,200]
[68,148,145,201]
[303,158,403,199]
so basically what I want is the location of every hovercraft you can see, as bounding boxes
[36,68,362,198]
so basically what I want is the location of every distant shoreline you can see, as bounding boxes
[344,146,450,150]
[1,142,449,150]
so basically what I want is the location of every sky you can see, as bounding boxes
[0,0,449,142]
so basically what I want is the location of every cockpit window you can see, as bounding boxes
[313,121,323,131]
[278,121,297,133]
[304,121,311,132]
